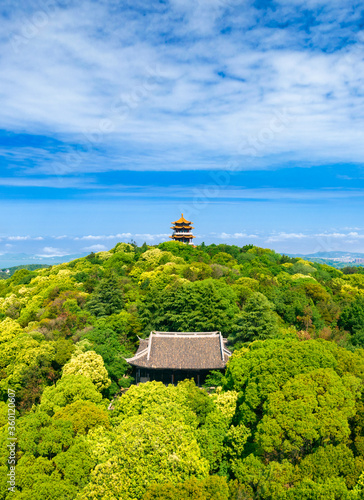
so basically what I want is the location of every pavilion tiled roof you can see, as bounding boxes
[126,331,231,370]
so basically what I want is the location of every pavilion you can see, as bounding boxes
[126,331,232,386]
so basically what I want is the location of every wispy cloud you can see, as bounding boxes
[214,232,260,239]
[82,244,108,252]
[36,246,70,257]
[1,0,364,176]
[75,233,133,241]
[6,235,44,241]
[3,227,364,257]
[0,176,98,189]
[134,233,170,241]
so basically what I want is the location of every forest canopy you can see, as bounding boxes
[2,241,364,499]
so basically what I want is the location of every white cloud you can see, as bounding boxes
[75,233,133,240]
[315,232,364,239]
[266,232,308,242]
[89,185,364,201]
[0,175,98,189]
[7,236,30,241]
[134,233,170,241]
[6,235,44,241]
[36,246,68,257]
[82,244,108,252]
[265,231,364,244]
[215,232,259,239]
[1,1,364,174]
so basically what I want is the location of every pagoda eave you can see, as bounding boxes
[170,235,195,239]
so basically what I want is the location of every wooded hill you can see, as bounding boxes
[1,241,364,499]
[0,264,49,281]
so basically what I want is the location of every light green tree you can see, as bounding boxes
[143,476,229,500]
[53,400,110,435]
[39,374,103,416]
[80,411,209,500]
[256,368,361,459]
[62,351,111,391]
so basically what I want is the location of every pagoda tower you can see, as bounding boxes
[170,214,195,245]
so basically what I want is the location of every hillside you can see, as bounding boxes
[2,241,364,499]
[0,264,50,280]
[0,252,88,269]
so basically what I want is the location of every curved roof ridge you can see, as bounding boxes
[125,348,148,363]
[171,213,193,224]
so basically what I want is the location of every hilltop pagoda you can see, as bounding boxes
[170,214,195,245]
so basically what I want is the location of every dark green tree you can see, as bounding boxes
[229,292,279,345]
[86,275,123,317]
[141,279,239,334]
[338,296,364,346]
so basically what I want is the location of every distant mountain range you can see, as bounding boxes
[0,252,88,269]
[289,251,364,267]
[290,251,364,259]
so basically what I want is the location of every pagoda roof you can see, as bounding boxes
[171,213,193,224]
[126,331,231,370]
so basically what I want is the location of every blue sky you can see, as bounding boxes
[1,0,364,260]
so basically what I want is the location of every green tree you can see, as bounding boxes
[256,368,361,460]
[15,410,74,459]
[111,380,213,428]
[53,400,110,435]
[224,338,364,428]
[229,292,280,346]
[62,351,111,391]
[80,412,209,500]
[296,444,361,489]
[39,374,103,416]
[83,319,134,393]
[143,476,229,500]
[231,454,295,500]
[286,477,351,500]
[142,279,239,334]
[86,274,123,317]
[339,296,364,346]
[9,454,78,500]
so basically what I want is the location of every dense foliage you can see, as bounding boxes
[2,241,364,498]
[0,265,49,280]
